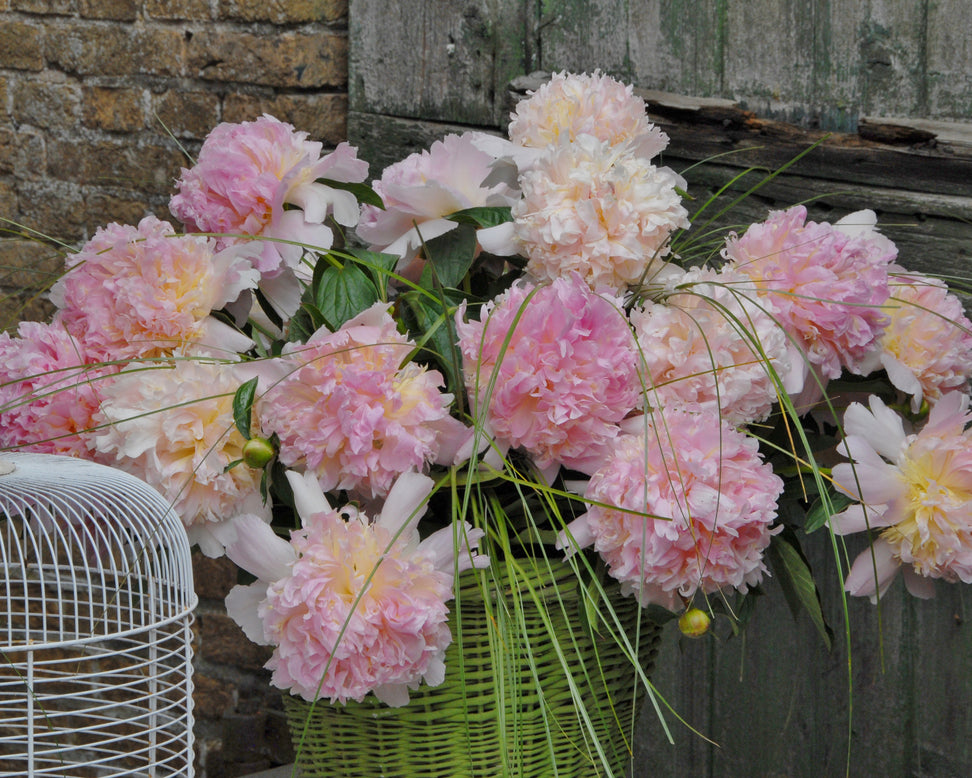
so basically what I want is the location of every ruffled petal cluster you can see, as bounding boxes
[512,135,689,290]
[722,206,895,380]
[558,410,783,611]
[91,359,268,555]
[508,70,669,159]
[259,303,460,499]
[631,266,793,425]
[0,321,116,457]
[832,393,972,600]
[457,275,641,474]
[170,114,367,276]
[872,269,972,410]
[357,133,517,276]
[222,472,488,706]
[50,215,258,361]
[264,508,453,704]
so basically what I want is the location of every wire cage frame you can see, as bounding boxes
[0,452,198,777]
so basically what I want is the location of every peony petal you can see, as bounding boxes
[845,539,899,602]
[842,396,908,462]
[830,503,893,535]
[420,522,488,574]
[225,581,271,645]
[476,222,519,256]
[285,469,333,521]
[902,566,936,599]
[377,471,434,536]
[222,513,295,582]
[372,683,410,708]
[556,514,595,556]
[831,461,903,505]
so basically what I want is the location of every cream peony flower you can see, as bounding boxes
[512,136,689,290]
[91,359,269,556]
[832,392,972,601]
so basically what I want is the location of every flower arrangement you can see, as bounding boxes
[3,70,972,773]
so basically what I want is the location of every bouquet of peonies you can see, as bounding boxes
[3,71,972,719]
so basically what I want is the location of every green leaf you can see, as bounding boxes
[254,287,283,331]
[233,377,259,439]
[288,300,327,343]
[805,490,854,534]
[446,206,513,228]
[423,223,478,289]
[345,247,399,293]
[401,289,464,398]
[315,178,385,209]
[315,261,380,330]
[767,529,833,650]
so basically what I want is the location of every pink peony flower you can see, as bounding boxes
[0,321,116,457]
[722,207,895,382]
[631,266,794,425]
[222,471,488,705]
[869,269,972,411]
[456,275,641,475]
[832,392,972,601]
[50,215,258,361]
[557,409,784,611]
[356,133,517,277]
[508,70,669,160]
[170,115,368,276]
[259,303,465,499]
[512,135,689,290]
[91,358,269,556]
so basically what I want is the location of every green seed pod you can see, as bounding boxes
[242,437,275,468]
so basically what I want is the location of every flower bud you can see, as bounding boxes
[242,437,275,468]
[678,607,711,638]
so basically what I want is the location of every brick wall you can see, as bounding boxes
[0,0,348,331]
[0,2,349,775]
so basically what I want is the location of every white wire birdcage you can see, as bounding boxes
[0,452,197,777]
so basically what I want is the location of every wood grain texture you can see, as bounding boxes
[348,7,972,775]
[349,0,529,126]
[349,0,972,127]
[635,542,972,777]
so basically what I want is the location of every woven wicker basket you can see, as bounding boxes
[282,558,662,778]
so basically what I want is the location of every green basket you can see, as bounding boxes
[283,557,663,778]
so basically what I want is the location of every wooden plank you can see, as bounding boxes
[635,541,972,777]
[723,0,817,125]
[348,0,524,126]
[854,0,929,119]
[638,92,972,198]
[810,0,864,127]
[669,162,972,279]
[535,0,631,78]
[350,0,972,131]
[626,0,727,97]
[926,0,972,118]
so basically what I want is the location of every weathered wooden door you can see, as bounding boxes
[348,2,972,775]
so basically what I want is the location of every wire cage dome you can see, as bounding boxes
[0,452,198,777]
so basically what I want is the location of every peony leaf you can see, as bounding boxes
[767,529,833,650]
[315,177,385,209]
[400,288,464,399]
[446,206,513,228]
[315,261,380,330]
[345,247,398,295]
[805,490,854,534]
[288,300,327,343]
[233,377,259,439]
[424,222,477,289]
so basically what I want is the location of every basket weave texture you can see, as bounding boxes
[283,558,662,778]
